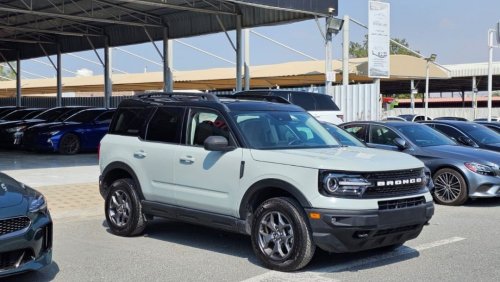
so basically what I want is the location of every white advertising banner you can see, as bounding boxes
[368,1,390,78]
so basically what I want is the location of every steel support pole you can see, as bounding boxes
[487,30,494,122]
[56,43,62,107]
[342,15,350,86]
[244,28,250,90]
[472,76,478,119]
[104,36,112,108]
[410,80,416,114]
[16,53,21,107]
[325,19,333,95]
[235,15,243,91]
[163,27,173,92]
[425,61,430,119]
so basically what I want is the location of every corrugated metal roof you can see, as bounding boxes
[0,0,338,61]
[444,62,500,77]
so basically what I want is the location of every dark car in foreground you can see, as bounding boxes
[23,108,115,154]
[0,106,88,147]
[0,108,44,123]
[475,121,500,134]
[433,117,468,121]
[422,120,500,153]
[340,121,500,205]
[0,173,52,277]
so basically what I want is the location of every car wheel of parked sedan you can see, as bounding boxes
[58,133,80,155]
[105,178,147,236]
[432,168,468,206]
[251,197,315,271]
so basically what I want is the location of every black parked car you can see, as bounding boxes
[340,121,500,206]
[421,120,500,153]
[475,121,500,134]
[0,108,45,123]
[0,107,23,119]
[433,117,468,121]
[0,106,88,147]
[0,173,52,277]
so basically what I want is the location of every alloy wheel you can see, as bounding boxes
[108,190,131,227]
[257,211,295,260]
[434,172,462,203]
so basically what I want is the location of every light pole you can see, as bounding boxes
[424,54,437,120]
[325,16,344,96]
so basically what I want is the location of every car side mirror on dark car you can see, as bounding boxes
[204,136,235,152]
[458,136,475,147]
[393,137,408,150]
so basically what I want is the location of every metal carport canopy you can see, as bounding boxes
[0,0,338,61]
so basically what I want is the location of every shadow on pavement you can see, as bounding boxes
[104,218,262,267]
[0,149,97,171]
[464,197,500,208]
[1,261,60,282]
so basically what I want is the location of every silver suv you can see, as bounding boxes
[99,93,434,271]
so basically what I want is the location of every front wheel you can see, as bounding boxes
[105,178,147,236]
[251,197,315,272]
[432,168,468,206]
[58,133,80,154]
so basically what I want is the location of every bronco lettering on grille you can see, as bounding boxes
[376,178,422,187]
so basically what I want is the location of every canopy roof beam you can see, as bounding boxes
[115,0,237,16]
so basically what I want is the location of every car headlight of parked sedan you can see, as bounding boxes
[29,194,48,213]
[464,162,498,177]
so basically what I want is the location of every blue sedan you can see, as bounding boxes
[22,108,115,154]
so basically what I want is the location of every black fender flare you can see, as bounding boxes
[101,161,145,200]
[239,178,311,219]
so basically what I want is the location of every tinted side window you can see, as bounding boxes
[110,107,150,137]
[369,125,400,146]
[291,93,315,111]
[343,124,368,142]
[146,107,184,143]
[313,95,340,111]
[95,111,116,123]
[433,124,463,140]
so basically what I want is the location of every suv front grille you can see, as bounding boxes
[0,217,31,237]
[378,196,426,210]
[363,169,426,198]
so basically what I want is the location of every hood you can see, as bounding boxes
[423,145,500,167]
[0,119,45,130]
[250,146,424,171]
[27,121,81,133]
[0,173,25,209]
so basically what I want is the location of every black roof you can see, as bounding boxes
[236,90,330,97]
[119,93,303,112]
[342,120,424,127]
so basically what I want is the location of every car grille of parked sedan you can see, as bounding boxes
[0,248,35,270]
[363,169,426,198]
[0,217,31,237]
[378,196,426,210]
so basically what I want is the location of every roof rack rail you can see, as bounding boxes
[217,94,291,104]
[135,92,219,102]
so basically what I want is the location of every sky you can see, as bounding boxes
[17,0,500,78]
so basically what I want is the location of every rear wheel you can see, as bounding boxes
[432,168,468,206]
[105,178,146,236]
[251,197,315,272]
[58,133,80,154]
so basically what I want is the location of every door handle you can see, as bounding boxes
[179,155,195,164]
[133,150,147,159]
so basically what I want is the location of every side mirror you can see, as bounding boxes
[393,137,408,150]
[458,136,475,147]
[204,136,235,152]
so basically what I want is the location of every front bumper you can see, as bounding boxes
[306,201,434,253]
[465,171,500,198]
[0,212,53,277]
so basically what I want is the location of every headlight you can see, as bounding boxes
[29,194,47,213]
[43,130,60,136]
[322,173,371,197]
[464,162,496,176]
[424,167,434,191]
[6,125,27,133]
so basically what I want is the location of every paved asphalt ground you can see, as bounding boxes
[1,150,499,281]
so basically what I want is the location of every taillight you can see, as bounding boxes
[337,115,344,121]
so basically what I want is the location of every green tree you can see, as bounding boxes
[349,35,420,58]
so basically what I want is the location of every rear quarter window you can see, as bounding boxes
[109,107,151,137]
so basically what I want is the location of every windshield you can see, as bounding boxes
[34,108,67,121]
[460,123,500,145]
[322,123,365,147]
[2,109,34,121]
[231,111,340,149]
[66,109,105,123]
[395,124,457,147]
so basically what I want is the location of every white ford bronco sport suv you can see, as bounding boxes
[99,93,434,271]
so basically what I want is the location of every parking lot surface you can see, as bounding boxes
[1,150,499,281]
